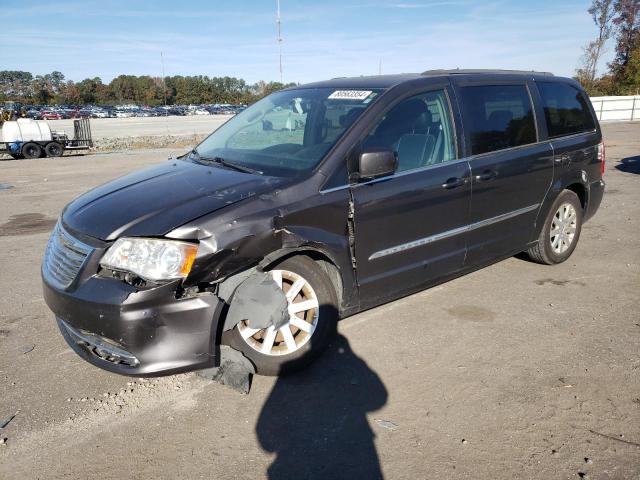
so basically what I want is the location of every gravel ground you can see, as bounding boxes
[0,122,638,479]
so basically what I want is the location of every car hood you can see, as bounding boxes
[62,159,284,241]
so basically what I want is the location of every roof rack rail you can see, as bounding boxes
[421,69,554,76]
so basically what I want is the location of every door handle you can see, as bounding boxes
[474,170,497,182]
[441,177,466,189]
[555,154,570,165]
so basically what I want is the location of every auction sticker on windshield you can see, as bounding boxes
[328,90,373,100]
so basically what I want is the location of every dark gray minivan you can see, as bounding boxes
[42,70,605,376]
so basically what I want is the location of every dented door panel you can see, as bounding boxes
[351,160,472,306]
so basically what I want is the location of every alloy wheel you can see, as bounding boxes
[237,269,319,356]
[550,202,577,254]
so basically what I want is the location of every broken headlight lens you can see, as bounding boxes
[100,238,198,281]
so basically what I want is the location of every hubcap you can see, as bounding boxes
[550,202,577,254]
[237,269,319,356]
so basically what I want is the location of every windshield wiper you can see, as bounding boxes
[190,149,262,175]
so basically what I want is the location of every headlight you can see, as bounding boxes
[100,238,198,281]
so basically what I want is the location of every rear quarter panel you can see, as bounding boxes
[531,76,603,238]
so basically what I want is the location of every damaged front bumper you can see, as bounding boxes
[43,275,224,376]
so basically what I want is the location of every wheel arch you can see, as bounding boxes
[532,171,590,242]
[565,182,587,211]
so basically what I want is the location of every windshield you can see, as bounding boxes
[193,87,383,177]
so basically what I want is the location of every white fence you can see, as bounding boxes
[589,95,640,122]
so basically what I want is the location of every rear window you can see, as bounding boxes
[537,82,595,138]
[459,85,537,155]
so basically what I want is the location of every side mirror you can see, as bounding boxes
[358,148,397,180]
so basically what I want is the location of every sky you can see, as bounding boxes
[0,0,615,85]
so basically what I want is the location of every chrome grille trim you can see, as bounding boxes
[42,223,93,290]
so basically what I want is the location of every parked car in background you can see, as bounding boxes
[60,109,77,119]
[11,103,243,119]
[26,109,41,119]
[40,111,63,120]
[114,110,133,118]
[92,109,110,118]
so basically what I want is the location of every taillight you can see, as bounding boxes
[597,140,605,176]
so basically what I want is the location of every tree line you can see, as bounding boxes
[576,0,639,96]
[0,71,297,106]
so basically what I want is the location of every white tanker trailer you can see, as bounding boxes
[0,118,93,159]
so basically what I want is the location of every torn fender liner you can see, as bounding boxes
[221,269,289,331]
[197,346,256,394]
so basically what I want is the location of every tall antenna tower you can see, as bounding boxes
[160,51,169,135]
[160,52,167,108]
[276,0,283,82]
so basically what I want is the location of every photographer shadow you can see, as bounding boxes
[256,332,388,480]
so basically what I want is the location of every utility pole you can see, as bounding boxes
[276,0,283,83]
[160,52,167,109]
[161,51,170,136]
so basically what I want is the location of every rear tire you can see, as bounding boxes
[223,256,338,376]
[45,142,64,157]
[527,190,583,265]
[22,142,42,159]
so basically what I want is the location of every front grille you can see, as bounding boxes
[42,223,93,290]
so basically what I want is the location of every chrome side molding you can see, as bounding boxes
[369,204,540,260]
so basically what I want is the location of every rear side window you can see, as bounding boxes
[537,82,595,138]
[459,85,537,155]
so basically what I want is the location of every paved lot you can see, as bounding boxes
[0,122,639,479]
[46,115,232,139]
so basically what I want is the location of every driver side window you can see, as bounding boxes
[363,90,456,172]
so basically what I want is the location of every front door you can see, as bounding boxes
[351,88,471,305]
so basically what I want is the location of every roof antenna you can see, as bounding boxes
[378,58,382,75]
[276,0,283,83]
